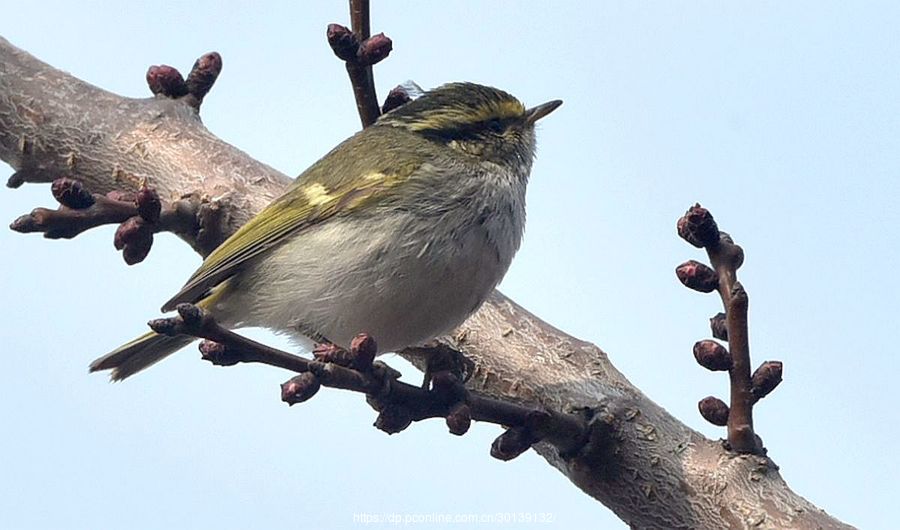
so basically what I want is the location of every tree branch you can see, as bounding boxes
[0,36,851,529]
[676,205,784,454]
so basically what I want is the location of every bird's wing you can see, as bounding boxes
[160,168,407,312]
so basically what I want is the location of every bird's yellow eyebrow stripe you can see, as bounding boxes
[407,100,526,131]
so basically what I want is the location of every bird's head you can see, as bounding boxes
[379,82,561,168]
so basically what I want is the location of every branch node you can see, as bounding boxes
[729,281,748,310]
[328,1,387,128]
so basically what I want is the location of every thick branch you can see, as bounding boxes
[0,37,851,529]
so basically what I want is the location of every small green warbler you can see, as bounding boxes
[91,82,561,380]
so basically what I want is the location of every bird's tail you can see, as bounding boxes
[89,332,194,381]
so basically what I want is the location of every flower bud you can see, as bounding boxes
[382,85,412,114]
[199,340,239,366]
[176,302,204,326]
[676,260,718,293]
[148,316,178,336]
[313,342,353,366]
[186,52,222,99]
[281,373,321,405]
[135,186,162,224]
[146,65,188,97]
[751,361,783,401]
[51,178,95,209]
[693,340,732,371]
[114,217,153,265]
[327,23,359,62]
[446,403,471,436]
[709,312,728,341]
[374,406,413,434]
[698,396,729,426]
[357,33,392,66]
[350,333,377,370]
[490,427,534,461]
[677,203,720,248]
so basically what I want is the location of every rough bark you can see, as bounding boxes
[0,37,851,530]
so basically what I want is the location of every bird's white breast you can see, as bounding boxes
[219,203,521,352]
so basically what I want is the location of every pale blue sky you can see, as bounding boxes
[1,2,897,529]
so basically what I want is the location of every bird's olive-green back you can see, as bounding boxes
[161,125,427,311]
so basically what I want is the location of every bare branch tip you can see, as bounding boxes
[677,203,720,248]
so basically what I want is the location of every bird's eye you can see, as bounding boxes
[487,118,504,133]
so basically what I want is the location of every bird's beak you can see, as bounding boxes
[525,99,563,125]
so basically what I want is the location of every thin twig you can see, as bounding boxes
[706,237,756,453]
[10,178,207,263]
[347,0,380,127]
[150,303,589,457]
[678,204,768,454]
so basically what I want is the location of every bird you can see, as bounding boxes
[90,82,562,380]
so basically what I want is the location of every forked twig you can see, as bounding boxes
[150,303,590,459]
